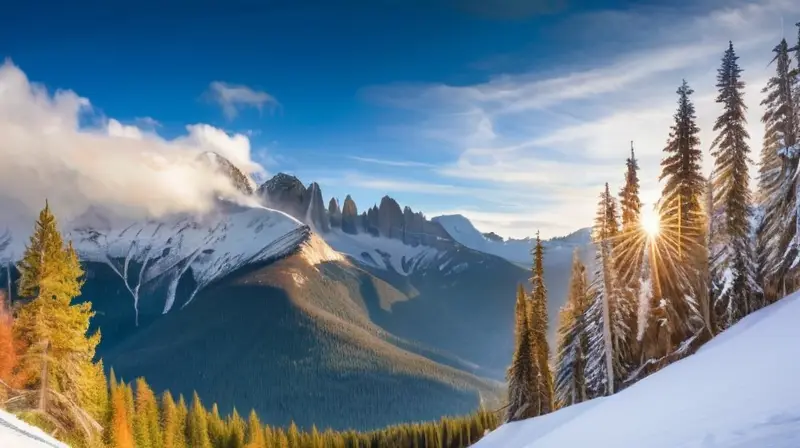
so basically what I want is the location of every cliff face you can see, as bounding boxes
[341,195,359,235]
[328,198,342,228]
[257,174,452,248]
[256,173,329,232]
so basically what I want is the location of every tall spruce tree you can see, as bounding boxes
[657,80,710,350]
[134,377,162,448]
[757,39,799,301]
[709,42,760,330]
[615,144,645,369]
[529,232,553,415]
[584,184,630,397]
[13,201,104,442]
[620,142,642,230]
[554,249,589,408]
[617,143,644,283]
[505,284,537,422]
[108,382,135,448]
[186,391,212,448]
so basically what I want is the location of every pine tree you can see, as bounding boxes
[287,421,301,448]
[227,408,246,448]
[109,382,135,448]
[709,42,760,330]
[619,142,642,230]
[187,391,212,448]
[134,377,162,448]
[0,292,17,395]
[657,80,711,351]
[310,424,323,448]
[584,184,630,397]
[554,250,589,408]
[274,428,289,448]
[504,284,537,422]
[757,38,800,299]
[616,143,645,287]
[529,232,553,415]
[207,403,227,448]
[245,409,266,448]
[263,425,275,448]
[162,392,188,448]
[12,201,103,441]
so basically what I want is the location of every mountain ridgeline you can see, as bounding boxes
[258,172,453,249]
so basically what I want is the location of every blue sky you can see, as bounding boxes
[1,0,799,238]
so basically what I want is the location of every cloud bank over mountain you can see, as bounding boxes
[0,60,266,228]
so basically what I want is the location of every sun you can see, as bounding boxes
[640,206,660,238]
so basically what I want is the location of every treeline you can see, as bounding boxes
[0,202,499,447]
[506,23,800,422]
[107,375,498,448]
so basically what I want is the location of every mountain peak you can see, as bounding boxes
[196,151,254,195]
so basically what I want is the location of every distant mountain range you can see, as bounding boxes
[0,152,592,431]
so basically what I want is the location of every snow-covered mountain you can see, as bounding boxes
[0,200,312,325]
[472,291,800,448]
[433,214,591,267]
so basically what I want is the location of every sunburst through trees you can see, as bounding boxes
[545,29,800,413]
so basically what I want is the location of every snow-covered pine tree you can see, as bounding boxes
[584,184,630,398]
[529,232,553,415]
[554,249,589,408]
[657,80,710,351]
[619,142,642,231]
[505,284,537,422]
[615,144,644,368]
[756,39,799,301]
[709,42,760,331]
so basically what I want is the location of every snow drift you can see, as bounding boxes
[0,410,68,447]
[472,292,800,448]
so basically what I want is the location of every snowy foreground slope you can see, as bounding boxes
[472,293,800,448]
[0,410,68,447]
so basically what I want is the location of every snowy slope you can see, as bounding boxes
[323,229,441,275]
[472,292,800,448]
[432,214,591,266]
[0,410,68,448]
[0,202,311,323]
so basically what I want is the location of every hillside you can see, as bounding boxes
[472,292,800,448]
[85,236,502,431]
[262,173,593,365]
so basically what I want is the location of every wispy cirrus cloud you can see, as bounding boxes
[205,81,280,120]
[361,0,800,238]
[347,156,435,168]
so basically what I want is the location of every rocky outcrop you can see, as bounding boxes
[257,173,453,249]
[306,182,330,232]
[258,173,307,220]
[257,174,328,231]
[341,195,359,235]
[328,198,342,228]
[197,151,254,195]
[483,232,504,243]
[378,196,404,240]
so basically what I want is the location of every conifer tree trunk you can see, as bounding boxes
[39,340,49,412]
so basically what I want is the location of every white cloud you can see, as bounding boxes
[363,0,800,239]
[205,81,280,120]
[347,156,435,168]
[0,61,266,231]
